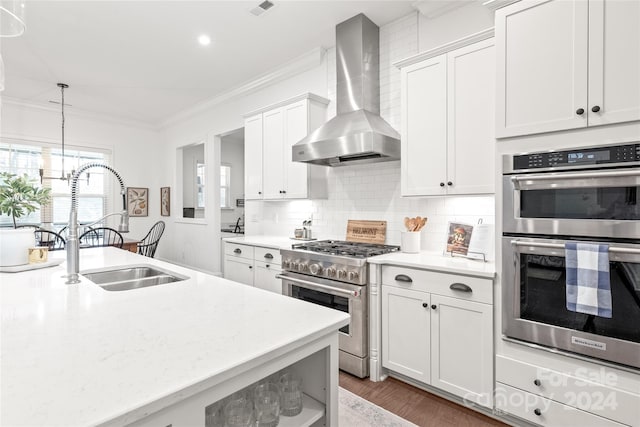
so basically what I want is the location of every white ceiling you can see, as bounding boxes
[1,1,415,126]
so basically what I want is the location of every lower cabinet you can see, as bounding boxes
[224,242,283,293]
[381,266,494,408]
[496,355,640,426]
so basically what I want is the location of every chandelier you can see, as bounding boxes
[40,83,76,183]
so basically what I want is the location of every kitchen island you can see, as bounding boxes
[1,247,349,426]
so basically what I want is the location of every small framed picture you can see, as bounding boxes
[445,222,473,256]
[160,187,170,217]
[127,187,148,217]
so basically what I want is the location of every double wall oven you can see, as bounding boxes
[502,143,640,369]
[278,240,399,378]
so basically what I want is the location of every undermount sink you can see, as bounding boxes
[81,264,189,292]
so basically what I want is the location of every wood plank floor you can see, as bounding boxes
[339,372,508,427]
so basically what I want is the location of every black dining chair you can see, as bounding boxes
[137,221,165,258]
[34,229,66,251]
[79,227,124,249]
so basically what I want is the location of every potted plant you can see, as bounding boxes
[0,172,51,266]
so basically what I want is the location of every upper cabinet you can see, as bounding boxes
[398,34,495,197]
[244,94,329,201]
[495,0,640,138]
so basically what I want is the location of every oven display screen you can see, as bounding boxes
[567,151,610,163]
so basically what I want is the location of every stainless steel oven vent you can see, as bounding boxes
[292,14,401,167]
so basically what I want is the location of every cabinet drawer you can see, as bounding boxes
[381,266,492,304]
[495,383,625,427]
[254,247,281,265]
[496,355,640,426]
[224,243,254,260]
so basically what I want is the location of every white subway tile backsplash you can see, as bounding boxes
[246,11,495,256]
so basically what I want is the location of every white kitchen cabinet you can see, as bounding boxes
[254,261,282,294]
[244,113,263,200]
[380,265,494,407]
[398,35,495,196]
[243,93,329,201]
[223,242,283,293]
[495,0,640,138]
[495,355,640,426]
[381,285,431,384]
[430,294,492,405]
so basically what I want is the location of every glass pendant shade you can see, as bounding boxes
[0,0,26,37]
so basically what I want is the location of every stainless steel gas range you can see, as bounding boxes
[278,240,400,378]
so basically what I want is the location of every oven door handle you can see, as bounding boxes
[511,240,640,255]
[276,274,361,299]
[511,168,640,189]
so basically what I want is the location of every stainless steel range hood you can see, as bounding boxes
[292,14,400,167]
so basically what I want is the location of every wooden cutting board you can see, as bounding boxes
[346,220,387,244]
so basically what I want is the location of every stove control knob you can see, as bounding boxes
[326,267,337,277]
[290,261,298,270]
[309,263,321,275]
[282,259,290,269]
[348,271,359,281]
[338,269,347,279]
[299,263,309,272]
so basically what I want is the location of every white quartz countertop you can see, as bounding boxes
[0,248,349,426]
[222,235,300,250]
[367,250,496,279]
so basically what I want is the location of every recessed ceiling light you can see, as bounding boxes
[198,35,211,46]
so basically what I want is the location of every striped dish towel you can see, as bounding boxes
[565,242,612,318]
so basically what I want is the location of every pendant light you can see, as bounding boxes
[0,0,26,37]
[40,83,77,183]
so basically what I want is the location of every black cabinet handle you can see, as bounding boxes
[394,274,413,283]
[447,181,453,186]
[264,253,274,259]
[576,108,584,115]
[431,304,437,310]
[282,190,286,194]
[233,248,241,254]
[592,105,601,113]
[450,283,472,293]
[440,182,445,187]
[534,408,542,416]
[266,264,270,268]
[534,379,541,386]
[422,302,429,308]
[258,191,262,195]
[249,265,253,269]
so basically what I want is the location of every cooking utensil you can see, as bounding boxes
[404,216,427,232]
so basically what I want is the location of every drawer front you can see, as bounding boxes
[254,246,282,265]
[224,243,254,260]
[495,383,626,427]
[381,266,492,304]
[496,355,640,426]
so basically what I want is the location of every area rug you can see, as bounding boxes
[339,387,418,427]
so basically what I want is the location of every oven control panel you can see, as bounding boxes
[512,143,640,170]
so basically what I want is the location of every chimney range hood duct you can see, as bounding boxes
[292,14,400,167]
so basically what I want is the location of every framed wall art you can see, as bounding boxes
[160,187,170,216]
[127,187,148,217]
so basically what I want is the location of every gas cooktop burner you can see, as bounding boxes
[292,240,400,258]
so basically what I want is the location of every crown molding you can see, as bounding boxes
[243,92,329,118]
[394,27,495,69]
[0,96,158,131]
[159,46,326,129]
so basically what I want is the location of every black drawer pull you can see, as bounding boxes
[534,379,541,386]
[233,248,242,254]
[534,408,542,416]
[450,282,472,293]
[264,253,274,259]
[395,274,413,283]
[422,302,429,308]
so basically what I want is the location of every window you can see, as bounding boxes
[220,164,231,209]
[0,139,111,228]
[196,162,205,209]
